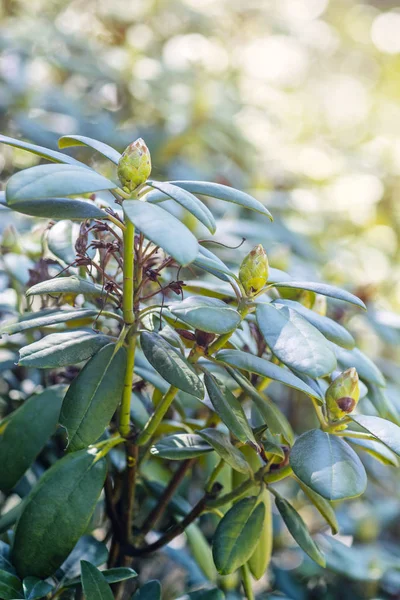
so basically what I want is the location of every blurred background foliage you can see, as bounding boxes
[1,0,400,598]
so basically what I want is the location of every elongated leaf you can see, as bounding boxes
[290,429,367,500]
[147,180,216,233]
[7,197,108,220]
[18,330,110,368]
[212,496,265,575]
[132,581,161,600]
[150,433,213,459]
[274,300,355,349]
[0,569,23,599]
[81,561,114,600]
[124,200,198,266]
[256,303,336,377]
[60,344,126,451]
[187,590,224,600]
[0,134,85,167]
[65,567,137,588]
[347,436,399,466]
[59,135,121,164]
[141,331,204,398]
[22,577,53,600]
[169,296,240,335]
[166,180,273,220]
[334,346,385,387]
[26,276,111,301]
[272,281,366,310]
[6,164,116,203]
[275,496,326,566]
[193,254,233,282]
[204,372,256,445]
[197,429,251,474]
[1,308,99,336]
[216,350,323,402]
[349,415,400,457]
[296,479,339,534]
[0,385,66,491]
[247,489,273,579]
[185,524,218,582]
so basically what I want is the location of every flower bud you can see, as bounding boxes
[239,244,269,296]
[117,138,151,192]
[326,368,360,420]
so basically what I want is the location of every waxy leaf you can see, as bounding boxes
[212,496,265,574]
[0,308,99,336]
[22,577,53,600]
[347,436,399,467]
[169,296,241,334]
[247,489,273,580]
[256,303,337,378]
[274,300,355,349]
[204,372,256,445]
[197,428,251,474]
[334,346,385,387]
[272,281,366,310]
[193,253,233,282]
[275,496,326,566]
[290,429,367,500]
[296,479,339,535]
[0,569,23,599]
[147,180,216,234]
[18,330,111,368]
[60,344,127,451]
[141,331,204,399]
[150,433,213,459]
[4,198,107,220]
[132,581,161,600]
[6,164,116,203]
[216,350,323,402]
[81,561,114,600]
[0,385,66,492]
[65,567,137,588]
[26,276,112,301]
[0,134,85,167]
[124,200,198,266]
[350,415,400,457]
[59,135,122,164]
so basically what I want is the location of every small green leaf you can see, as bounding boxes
[147,180,216,234]
[131,580,161,600]
[6,164,116,203]
[150,433,213,459]
[204,372,256,445]
[23,577,53,600]
[124,200,198,266]
[0,134,86,167]
[197,429,251,474]
[81,561,114,600]
[60,344,127,451]
[334,346,385,387]
[18,330,111,368]
[275,495,326,566]
[212,496,265,575]
[0,569,24,599]
[296,479,339,535]
[216,349,323,403]
[272,281,366,310]
[26,276,113,301]
[349,415,400,457]
[169,296,241,334]
[64,567,137,588]
[141,331,204,398]
[290,429,367,500]
[256,303,336,378]
[1,308,99,336]
[58,135,122,164]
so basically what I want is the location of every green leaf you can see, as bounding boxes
[256,303,337,377]
[1,308,99,336]
[347,436,399,467]
[18,330,111,368]
[212,496,265,575]
[349,415,400,457]
[193,254,233,282]
[274,495,326,566]
[124,200,198,266]
[274,300,355,349]
[216,349,323,403]
[247,489,273,580]
[6,164,116,203]
[290,429,367,500]
[187,588,224,600]
[147,180,216,234]
[0,385,66,492]
[131,580,161,600]
[0,569,24,599]
[64,567,137,588]
[0,134,86,167]
[4,197,108,220]
[204,372,256,445]
[185,524,218,582]
[334,346,385,387]
[58,135,122,164]
[26,276,114,302]
[150,433,213,459]
[272,281,366,310]
[23,577,53,600]
[169,296,241,335]
[296,479,339,535]
[81,561,114,600]
[60,344,127,451]
[140,331,204,398]
[166,180,273,220]
[197,429,251,474]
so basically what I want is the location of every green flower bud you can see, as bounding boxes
[326,368,360,420]
[239,244,269,296]
[117,138,151,192]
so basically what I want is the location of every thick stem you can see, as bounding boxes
[241,564,255,600]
